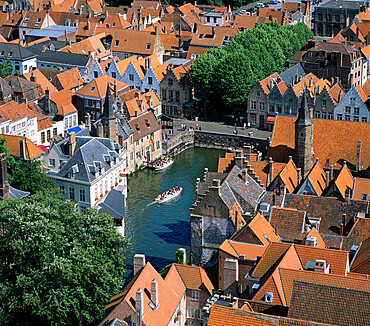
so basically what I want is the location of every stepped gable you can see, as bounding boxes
[288,281,370,326]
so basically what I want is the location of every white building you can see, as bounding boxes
[0,43,37,75]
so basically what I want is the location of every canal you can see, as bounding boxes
[124,147,224,277]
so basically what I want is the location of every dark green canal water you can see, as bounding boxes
[125,147,224,276]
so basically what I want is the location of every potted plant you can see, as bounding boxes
[100,194,103,198]
[95,197,99,201]
[105,190,108,194]
[111,186,114,189]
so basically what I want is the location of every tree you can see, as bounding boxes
[0,189,130,326]
[0,59,14,78]
[11,160,56,194]
[0,137,20,184]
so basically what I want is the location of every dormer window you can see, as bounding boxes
[68,171,74,179]
[198,34,204,39]
[25,17,30,22]
[91,87,95,92]
[106,24,110,28]
[145,119,150,127]
[146,43,151,50]
[114,40,119,47]
[36,18,42,23]
[8,52,12,57]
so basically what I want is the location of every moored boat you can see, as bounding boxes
[155,186,182,203]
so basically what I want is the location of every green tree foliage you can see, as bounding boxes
[0,59,14,78]
[0,137,20,184]
[191,22,314,116]
[0,189,130,326]
[11,160,56,195]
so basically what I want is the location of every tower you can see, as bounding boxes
[294,87,314,178]
[102,85,118,142]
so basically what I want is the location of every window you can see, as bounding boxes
[112,71,116,78]
[49,159,55,167]
[350,97,355,105]
[187,308,195,319]
[190,54,198,60]
[315,112,321,119]
[79,189,86,202]
[41,132,45,143]
[259,102,265,111]
[322,112,326,119]
[161,89,167,100]
[328,113,333,119]
[362,117,367,122]
[250,101,257,110]
[129,74,134,81]
[168,78,173,86]
[198,34,204,39]
[259,115,265,128]
[192,290,199,300]
[308,52,312,57]
[322,99,326,108]
[146,43,151,50]
[47,130,51,141]
[148,76,153,85]
[354,107,359,115]
[69,187,75,200]
[250,114,256,125]
[169,90,173,102]
[353,116,359,122]
[345,115,351,121]
[175,90,180,103]
[256,91,260,98]
[80,206,87,214]
[94,71,99,78]
[345,106,351,113]
[269,104,275,113]
[53,128,57,136]
[362,194,368,200]
[197,309,202,320]
[284,106,290,114]
[277,105,282,113]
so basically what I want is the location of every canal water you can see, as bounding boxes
[124,147,224,277]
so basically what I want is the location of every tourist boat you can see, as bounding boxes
[155,186,182,203]
[153,157,174,171]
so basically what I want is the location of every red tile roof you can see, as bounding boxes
[0,134,43,160]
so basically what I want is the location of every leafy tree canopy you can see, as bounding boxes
[0,59,14,78]
[0,189,130,326]
[191,22,314,116]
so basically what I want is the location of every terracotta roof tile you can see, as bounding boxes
[304,228,326,249]
[247,160,286,188]
[355,85,368,102]
[269,115,370,170]
[77,75,128,98]
[219,239,266,260]
[260,72,281,95]
[190,25,239,47]
[55,67,83,91]
[128,110,160,142]
[303,160,326,196]
[352,177,370,201]
[23,68,57,95]
[350,236,370,274]
[0,134,43,160]
[115,55,139,76]
[233,15,258,29]
[332,164,354,199]
[279,159,298,193]
[269,207,306,241]
[343,217,370,251]
[327,83,345,105]
[0,101,36,123]
[173,264,214,294]
[248,213,280,246]
[152,62,168,82]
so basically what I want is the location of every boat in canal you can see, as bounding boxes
[153,157,174,171]
[155,186,182,203]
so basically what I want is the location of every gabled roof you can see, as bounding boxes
[259,72,281,96]
[299,159,326,196]
[208,305,332,326]
[269,207,306,241]
[152,62,168,82]
[288,280,370,326]
[219,239,266,261]
[99,262,185,326]
[0,42,37,60]
[304,228,326,249]
[37,50,90,66]
[327,83,345,105]
[55,67,83,91]
[173,264,214,295]
[115,55,138,76]
[233,15,258,30]
[344,216,370,251]
[269,115,370,170]
[190,25,239,47]
[20,11,49,29]
[278,159,298,193]
[351,237,370,274]
[244,213,281,246]
[77,75,128,99]
[279,63,305,87]
[352,177,370,201]
[218,152,236,173]
[0,134,43,160]
[128,110,160,142]
[331,163,354,199]
[50,89,77,116]
[133,54,161,80]
[246,160,286,188]
[0,101,37,123]
[23,68,57,94]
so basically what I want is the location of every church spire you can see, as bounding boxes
[102,84,115,120]
[295,86,313,126]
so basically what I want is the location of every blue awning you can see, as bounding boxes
[68,126,83,134]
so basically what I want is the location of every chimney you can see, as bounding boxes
[212,179,221,189]
[305,236,317,247]
[114,79,117,97]
[85,113,91,131]
[135,289,144,324]
[234,156,244,169]
[345,188,351,204]
[223,258,238,296]
[314,259,329,274]
[329,165,334,180]
[19,139,26,160]
[340,213,346,236]
[105,10,109,18]
[272,192,276,206]
[45,89,51,113]
[297,168,302,185]
[211,26,215,38]
[356,140,362,171]
[151,280,158,307]
[0,153,10,198]
[134,110,138,117]
[325,170,330,188]
[154,25,159,36]
[193,22,198,33]
[68,132,76,156]
[242,168,248,182]
[243,145,251,161]
[267,157,274,186]
[133,254,146,275]
[145,56,151,72]
[30,71,36,82]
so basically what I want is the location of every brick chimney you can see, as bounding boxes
[340,213,346,236]
[314,259,329,274]
[297,168,302,185]
[356,140,362,171]
[223,258,238,295]
[30,71,36,82]
[267,157,274,186]
[305,236,317,247]
[145,56,151,72]
[134,254,146,275]
[85,113,91,131]
[242,168,248,182]
[178,248,186,264]
[135,289,144,323]
[19,138,26,160]
[151,280,158,307]
[325,170,330,188]
[68,132,76,156]
[0,153,10,198]
[45,89,51,113]
[243,145,251,161]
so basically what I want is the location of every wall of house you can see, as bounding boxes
[83,57,104,83]
[314,88,335,120]
[122,62,143,91]
[185,289,210,325]
[142,67,160,94]
[168,293,186,326]
[334,86,369,122]
[247,83,269,129]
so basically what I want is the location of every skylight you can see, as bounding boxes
[91,87,95,91]
[198,34,204,39]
